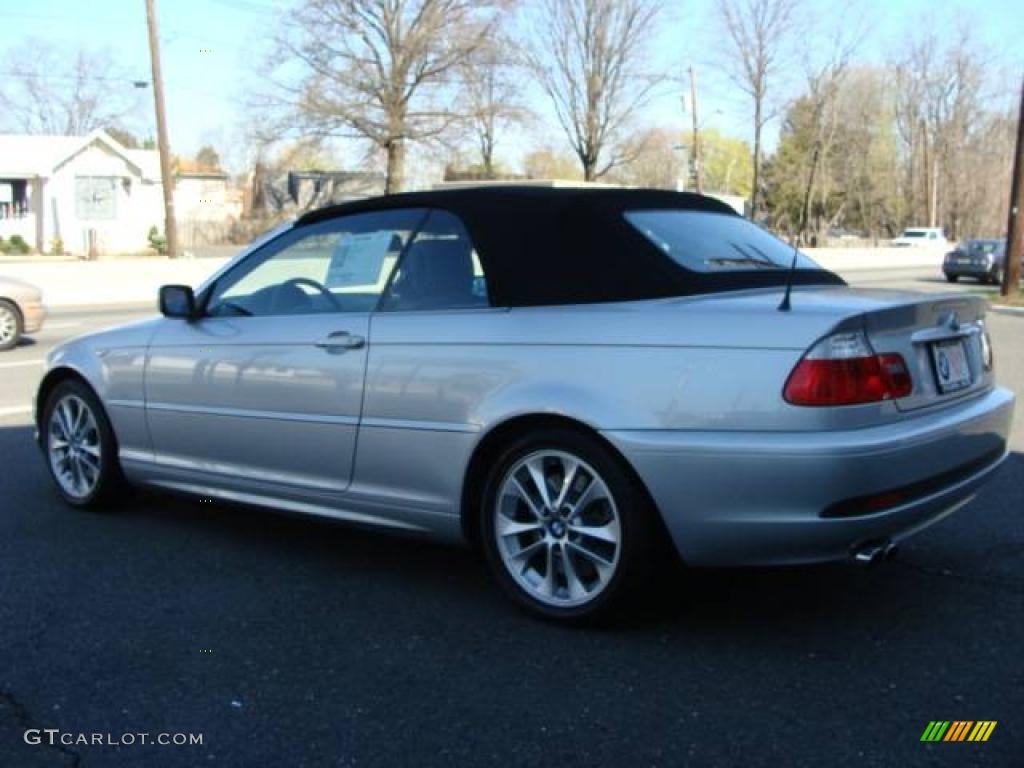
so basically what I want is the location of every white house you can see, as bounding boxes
[0,129,166,256]
[173,158,243,247]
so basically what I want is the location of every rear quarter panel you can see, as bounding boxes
[355,301,887,515]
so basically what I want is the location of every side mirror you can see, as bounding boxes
[159,285,197,319]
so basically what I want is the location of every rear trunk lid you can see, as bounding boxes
[665,285,993,412]
[856,292,991,411]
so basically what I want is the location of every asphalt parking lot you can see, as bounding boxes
[1,270,1021,767]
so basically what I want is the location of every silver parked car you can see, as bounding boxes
[35,188,1015,621]
[0,276,47,350]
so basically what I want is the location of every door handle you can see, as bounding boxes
[314,331,366,352]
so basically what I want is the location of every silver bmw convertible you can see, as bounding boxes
[35,187,1014,621]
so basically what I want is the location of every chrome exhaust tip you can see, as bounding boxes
[851,539,894,565]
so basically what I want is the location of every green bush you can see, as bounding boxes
[0,235,31,255]
[148,226,168,255]
[8,234,30,254]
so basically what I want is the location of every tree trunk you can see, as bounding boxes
[800,145,821,237]
[751,100,762,220]
[482,143,494,179]
[480,125,495,179]
[385,140,406,195]
[583,156,596,182]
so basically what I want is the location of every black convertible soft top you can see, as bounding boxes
[297,186,844,307]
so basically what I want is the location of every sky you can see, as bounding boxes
[1,0,1022,179]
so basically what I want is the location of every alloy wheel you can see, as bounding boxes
[48,394,103,500]
[493,450,622,608]
[0,304,16,346]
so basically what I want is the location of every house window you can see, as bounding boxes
[75,176,117,220]
[0,179,29,219]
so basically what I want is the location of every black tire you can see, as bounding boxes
[42,379,124,509]
[0,299,22,351]
[944,274,957,283]
[479,428,660,623]
[991,270,1003,286]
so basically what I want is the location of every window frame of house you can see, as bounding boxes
[74,176,118,221]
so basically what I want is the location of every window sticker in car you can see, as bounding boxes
[325,230,395,289]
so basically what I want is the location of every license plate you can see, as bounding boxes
[931,339,972,393]
[956,258,971,265]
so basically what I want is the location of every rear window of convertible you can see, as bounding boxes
[624,210,820,273]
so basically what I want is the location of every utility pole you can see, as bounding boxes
[145,0,178,258]
[689,65,704,195]
[1002,76,1024,298]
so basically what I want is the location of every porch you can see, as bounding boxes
[0,176,42,250]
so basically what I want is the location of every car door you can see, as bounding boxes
[353,209,500,515]
[144,208,428,494]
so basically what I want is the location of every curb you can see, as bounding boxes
[990,305,1024,318]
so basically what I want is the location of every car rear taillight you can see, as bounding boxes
[784,332,913,406]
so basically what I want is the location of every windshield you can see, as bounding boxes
[624,210,820,273]
[901,230,927,238]
[965,240,1000,254]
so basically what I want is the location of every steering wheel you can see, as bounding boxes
[279,277,342,311]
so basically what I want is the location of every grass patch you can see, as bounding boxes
[990,292,1024,308]
[963,282,1024,308]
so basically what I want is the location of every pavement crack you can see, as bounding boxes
[0,689,82,767]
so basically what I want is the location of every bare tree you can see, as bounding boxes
[715,0,800,218]
[195,145,223,169]
[892,25,993,237]
[457,36,529,177]
[522,145,584,179]
[794,4,864,239]
[529,0,663,181]
[258,0,503,194]
[605,127,683,188]
[0,41,141,135]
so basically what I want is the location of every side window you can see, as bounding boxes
[206,209,427,317]
[380,210,489,311]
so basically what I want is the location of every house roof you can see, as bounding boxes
[0,129,160,181]
[125,148,160,180]
[174,158,228,179]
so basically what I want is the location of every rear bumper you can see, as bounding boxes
[943,263,999,280]
[605,387,1015,566]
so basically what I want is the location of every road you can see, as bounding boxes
[1,268,1021,767]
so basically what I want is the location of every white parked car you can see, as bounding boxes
[892,227,950,249]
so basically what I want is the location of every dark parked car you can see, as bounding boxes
[943,239,1012,284]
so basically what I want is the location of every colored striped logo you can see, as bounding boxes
[921,721,997,742]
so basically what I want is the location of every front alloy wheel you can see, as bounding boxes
[481,429,657,622]
[43,380,122,508]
